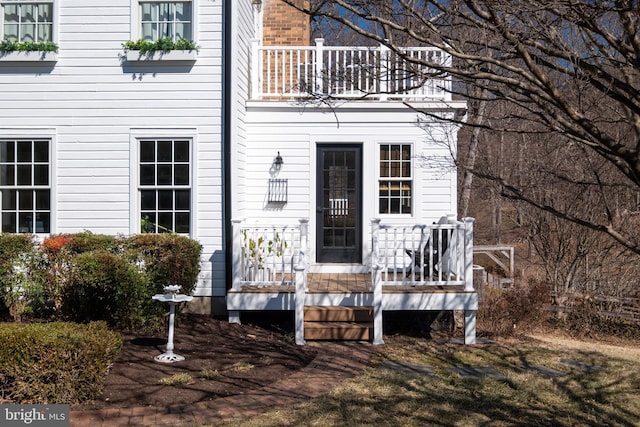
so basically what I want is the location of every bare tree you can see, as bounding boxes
[459,91,487,218]
[282,0,640,255]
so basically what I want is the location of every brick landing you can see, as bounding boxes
[70,342,372,426]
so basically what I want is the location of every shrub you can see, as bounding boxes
[0,321,122,404]
[0,234,49,321]
[0,232,201,330]
[38,233,123,318]
[126,233,202,297]
[56,231,120,255]
[478,279,551,337]
[41,235,74,312]
[60,250,150,330]
[562,294,640,340]
[123,234,201,330]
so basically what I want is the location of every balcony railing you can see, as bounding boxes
[251,38,452,101]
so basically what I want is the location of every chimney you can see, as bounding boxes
[262,0,311,46]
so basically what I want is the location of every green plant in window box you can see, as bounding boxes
[122,37,198,54]
[0,40,59,53]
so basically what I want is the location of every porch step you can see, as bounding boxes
[304,306,374,341]
[304,306,373,322]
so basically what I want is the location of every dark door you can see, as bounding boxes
[316,144,362,263]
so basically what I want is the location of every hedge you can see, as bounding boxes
[0,232,202,331]
[0,321,122,404]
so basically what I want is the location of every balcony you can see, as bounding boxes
[250,38,452,101]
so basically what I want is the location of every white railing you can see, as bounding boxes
[251,38,452,101]
[231,218,309,290]
[370,216,474,345]
[371,216,475,289]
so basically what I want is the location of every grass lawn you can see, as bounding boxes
[221,332,640,426]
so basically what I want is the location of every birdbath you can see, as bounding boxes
[152,285,193,363]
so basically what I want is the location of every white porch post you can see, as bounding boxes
[464,310,476,345]
[231,219,243,291]
[294,264,306,345]
[371,218,384,345]
[229,219,243,324]
[298,218,309,290]
[250,38,260,100]
[294,218,309,345]
[314,38,324,93]
[463,217,476,344]
[463,217,475,292]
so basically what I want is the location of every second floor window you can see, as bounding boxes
[2,1,53,42]
[379,143,412,215]
[140,1,191,41]
[0,139,50,233]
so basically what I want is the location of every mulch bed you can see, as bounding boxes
[77,313,317,409]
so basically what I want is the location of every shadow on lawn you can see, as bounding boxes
[228,320,640,427]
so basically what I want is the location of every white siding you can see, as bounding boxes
[0,0,224,298]
[243,102,464,270]
[229,0,255,217]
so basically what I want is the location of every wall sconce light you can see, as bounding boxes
[251,0,262,10]
[274,151,284,171]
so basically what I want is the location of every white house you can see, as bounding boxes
[0,0,476,344]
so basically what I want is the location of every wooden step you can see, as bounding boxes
[304,321,373,341]
[304,306,373,322]
[304,306,374,341]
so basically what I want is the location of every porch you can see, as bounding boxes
[227,218,478,346]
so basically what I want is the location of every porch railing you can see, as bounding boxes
[251,38,452,101]
[231,219,309,291]
[371,216,475,290]
[370,216,475,345]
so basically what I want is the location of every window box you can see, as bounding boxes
[125,49,196,62]
[0,51,57,62]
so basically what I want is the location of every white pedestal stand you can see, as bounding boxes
[152,291,193,363]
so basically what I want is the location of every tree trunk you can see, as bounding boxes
[459,93,487,218]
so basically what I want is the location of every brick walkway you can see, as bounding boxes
[70,342,373,426]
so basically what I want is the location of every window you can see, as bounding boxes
[0,139,50,233]
[379,144,412,214]
[1,1,53,42]
[139,139,191,234]
[139,1,192,41]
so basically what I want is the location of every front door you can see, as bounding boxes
[316,144,362,263]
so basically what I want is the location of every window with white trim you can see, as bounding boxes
[379,143,412,215]
[139,1,192,41]
[1,1,53,42]
[139,139,191,234]
[0,139,50,233]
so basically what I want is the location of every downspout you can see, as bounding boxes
[223,0,232,293]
